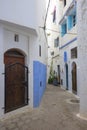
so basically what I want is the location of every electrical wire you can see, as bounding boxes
[46,28,77,35]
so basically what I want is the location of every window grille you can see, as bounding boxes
[71,47,77,59]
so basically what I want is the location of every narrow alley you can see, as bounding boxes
[0,85,87,130]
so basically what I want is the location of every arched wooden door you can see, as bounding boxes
[72,62,77,94]
[4,49,28,113]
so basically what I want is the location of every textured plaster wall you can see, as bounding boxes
[59,0,78,93]
[78,0,87,118]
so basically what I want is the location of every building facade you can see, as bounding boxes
[0,0,47,117]
[59,0,78,94]
[77,0,87,119]
[46,0,60,84]
[46,0,87,119]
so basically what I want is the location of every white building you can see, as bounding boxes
[59,0,78,94]
[77,0,87,119]
[0,0,47,117]
[46,0,60,84]
[46,0,87,119]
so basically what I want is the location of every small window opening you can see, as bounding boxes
[64,0,66,7]
[14,34,19,42]
[39,45,41,57]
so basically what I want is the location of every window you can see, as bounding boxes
[67,15,73,30]
[53,6,56,23]
[54,37,59,47]
[51,51,54,56]
[72,14,76,26]
[61,23,67,37]
[14,34,19,42]
[39,45,41,57]
[64,0,66,7]
[67,13,76,30]
[71,47,77,59]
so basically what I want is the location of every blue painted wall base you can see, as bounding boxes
[33,61,47,107]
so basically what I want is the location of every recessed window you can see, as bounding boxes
[14,34,19,42]
[53,6,56,23]
[39,45,41,57]
[51,51,54,56]
[71,47,77,59]
[67,12,76,30]
[72,14,76,26]
[61,23,67,37]
[54,37,59,47]
[64,0,66,7]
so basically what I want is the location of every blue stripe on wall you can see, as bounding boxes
[60,37,77,49]
[33,61,47,107]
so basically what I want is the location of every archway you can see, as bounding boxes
[72,62,77,94]
[4,49,28,113]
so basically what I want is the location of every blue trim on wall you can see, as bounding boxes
[60,37,77,49]
[33,61,47,107]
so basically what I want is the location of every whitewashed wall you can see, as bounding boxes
[59,0,78,94]
[77,0,87,118]
[46,0,60,80]
[0,25,4,116]
[60,40,78,93]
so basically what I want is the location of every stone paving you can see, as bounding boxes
[0,85,87,130]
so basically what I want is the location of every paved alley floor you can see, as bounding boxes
[0,85,87,130]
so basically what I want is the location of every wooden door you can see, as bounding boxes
[4,50,28,113]
[72,62,77,94]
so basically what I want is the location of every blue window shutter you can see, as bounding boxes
[61,25,63,37]
[61,24,67,37]
[67,15,72,30]
[61,25,65,37]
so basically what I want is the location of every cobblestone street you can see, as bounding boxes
[0,85,87,130]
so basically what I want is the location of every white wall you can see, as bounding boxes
[36,0,46,27]
[46,0,60,80]
[0,24,36,116]
[0,0,37,29]
[58,0,78,94]
[60,40,78,94]
[0,25,4,116]
[77,0,87,118]
[3,30,29,56]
